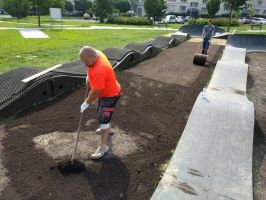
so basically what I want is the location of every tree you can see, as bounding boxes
[206,0,221,18]
[222,0,246,31]
[128,0,137,12]
[3,0,30,18]
[74,0,92,14]
[65,1,74,12]
[31,0,65,15]
[92,0,113,23]
[113,0,130,13]
[144,0,166,22]
[30,0,65,26]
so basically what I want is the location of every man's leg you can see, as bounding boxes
[91,96,119,159]
[99,124,111,149]
[205,40,210,55]
[202,39,207,54]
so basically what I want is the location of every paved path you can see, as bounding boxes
[19,29,49,38]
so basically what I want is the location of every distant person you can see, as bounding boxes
[202,19,215,55]
[79,46,122,159]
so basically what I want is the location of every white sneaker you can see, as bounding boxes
[95,128,114,135]
[90,146,109,160]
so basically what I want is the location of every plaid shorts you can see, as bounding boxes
[97,93,121,124]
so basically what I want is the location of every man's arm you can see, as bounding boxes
[202,27,206,38]
[211,26,215,38]
[86,89,101,104]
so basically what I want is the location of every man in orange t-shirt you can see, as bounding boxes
[79,46,121,159]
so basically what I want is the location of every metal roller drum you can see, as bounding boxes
[193,54,207,66]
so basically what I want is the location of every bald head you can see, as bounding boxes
[79,46,99,67]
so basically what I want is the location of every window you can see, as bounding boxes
[257,0,262,5]
[264,10,266,15]
[246,4,252,8]
[255,9,260,13]
[181,0,187,2]
[202,0,207,3]
[179,6,186,13]
[167,5,176,12]
[168,0,177,2]
[201,7,206,13]
[190,2,198,7]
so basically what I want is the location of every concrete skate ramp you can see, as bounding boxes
[178,24,225,37]
[152,45,254,199]
[227,34,266,52]
[151,91,254,200]
[221,46,246,64]
[208,60,248,94]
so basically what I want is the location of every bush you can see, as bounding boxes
[188,17,239,26]
[112,16,152,25]
[3,0,30,18]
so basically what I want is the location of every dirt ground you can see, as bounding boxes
[0,41,223,200]
[247,52,266,200]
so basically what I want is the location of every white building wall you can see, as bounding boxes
[137,0,266,16]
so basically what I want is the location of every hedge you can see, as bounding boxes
[112,16,152,25]
[188,18,239,26]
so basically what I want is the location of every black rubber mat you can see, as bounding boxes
[226,34,266,52]
[53,61,87,76]
[0,67,45,110]
[178,24,225,37]
[103,48,137,61]
[0,67,83,118]
[146,36,175,49]
[124,43,153,52]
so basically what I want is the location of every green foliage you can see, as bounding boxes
[222,0,246,31]
[188,17,239,26]
[74,0,92,14]
[113,0,130,13]
[31,0,65,15]
[222,0,246,12]
[144,0,166,21]
[65,1,74,12]
[3,0,30,18]
[206,0,221,18]
[112,16,152,25]
[93,0,113,23]
[128,0,137,11]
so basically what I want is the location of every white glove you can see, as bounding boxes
[80,101,89,113]
[86,75,88,83]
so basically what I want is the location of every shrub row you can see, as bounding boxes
[188,18,240,26]
[110,16,152,25]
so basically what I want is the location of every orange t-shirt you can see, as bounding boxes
[87,51,121,98]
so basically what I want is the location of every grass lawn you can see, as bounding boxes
[0,29,175,73]
[0,15,184,29]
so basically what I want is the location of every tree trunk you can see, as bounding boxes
[37,0,41,27]
[227,9,232,32]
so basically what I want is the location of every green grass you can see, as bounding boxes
[220,25,266,34]
[0,29,175,73]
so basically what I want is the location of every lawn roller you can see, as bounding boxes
[193,40,210,66]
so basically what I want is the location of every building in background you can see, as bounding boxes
[137,0,266,17]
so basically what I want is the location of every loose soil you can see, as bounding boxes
[246,52,266,200]
[0,41,223,200]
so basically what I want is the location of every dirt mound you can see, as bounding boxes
[0,42,223,200]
